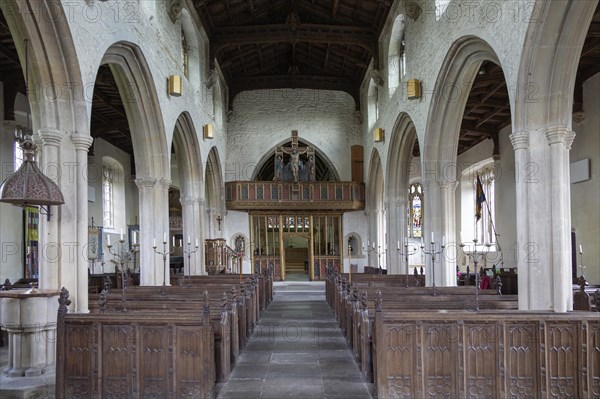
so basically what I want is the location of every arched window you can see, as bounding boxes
[14,138,23,171]
[407,183,423,238]
[102,166,114,229]
[102,157,125,232]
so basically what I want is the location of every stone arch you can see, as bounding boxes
[366,148,385,269]
[205,146,224,237]
[385,112,418,274]
[0,1,92,313]
[172,112,204,274]
[509,0,598,312]
[100,42,169,179]
[99,41,170,286]
[421,35,505,288]
[250,137,341,182]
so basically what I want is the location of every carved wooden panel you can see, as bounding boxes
[423,323,458,398]
[385,325,418,398]
[176,326,209,398]
[504,322,538,398]
[139,326,168,398]
[464,323,498,398]
[102,325,134,398]
[589,321,600,399]
[65,325,94,399]
[545,322,578,398]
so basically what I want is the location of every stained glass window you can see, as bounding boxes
[407,183,423,238]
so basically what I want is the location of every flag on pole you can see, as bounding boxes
[475,174,486,221]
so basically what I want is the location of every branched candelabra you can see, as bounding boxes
[106,237,139,309]
[182,239,199,285]
[420,238,445,296]
[459,239,492,310]
[364,243,386,273]
[397,240,419,287]
[153,237,176,294]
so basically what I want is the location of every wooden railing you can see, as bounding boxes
[225,181,365,211]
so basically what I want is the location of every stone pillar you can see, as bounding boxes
[37,128,63,290]
[157,178,172,285]
[510,131,531,310]
[70,134,93,313]
[438,179,458,287]
[545,128,576,312]
[421,178,435,287]
[135,177,158,286]
[180,196,202,275]
[198,198,207,275]
[387,199,405,275]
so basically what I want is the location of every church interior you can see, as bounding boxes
[0,0,599,398]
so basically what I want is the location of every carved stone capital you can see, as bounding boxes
[180,196,199,206]
[572,111,585,124]
[509,131,529,151]
[565,130,576,150]
[438,179,457,191]
[38,128,63,147]
[134,177,158,189]
[70,133,94,152]
[544,127,572,146]
[158,177,172,188]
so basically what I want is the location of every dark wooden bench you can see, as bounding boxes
[372,308,600,398]
[56,288,215,399]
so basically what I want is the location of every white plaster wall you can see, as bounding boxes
[571,73,600,284]
[226,89,361,181]
[87,138,139,271]
[343,211,368,272]
[225,210,251,274]
[0,82,25,283]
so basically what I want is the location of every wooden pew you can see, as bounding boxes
[372,308,600,398]
[56,288,215,399]
[89,290,235,383]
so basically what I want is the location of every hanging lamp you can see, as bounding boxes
[0,39,65,220]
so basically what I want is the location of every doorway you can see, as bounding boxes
[284,236,309,281]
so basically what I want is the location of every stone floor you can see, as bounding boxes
[216,281,374,399]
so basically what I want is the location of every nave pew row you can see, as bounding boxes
[326,273,424,307]
[340,286,517,381]
[170,273,273,311]
[56,288,216,399]
[373,310,600,399]
[89,288,237,383]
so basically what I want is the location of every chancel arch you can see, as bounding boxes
[385,112,419,274]
[252,134,341,182]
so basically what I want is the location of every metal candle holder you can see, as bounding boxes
[106,238,139,309]
[420,239,445,296]
[153,238,176,294]
[397,241,419,287]
[364,243,387,273]
[182,240,199,285]
[459,238,492,310]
